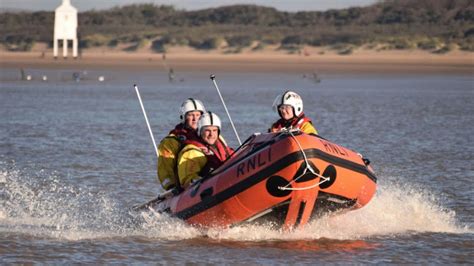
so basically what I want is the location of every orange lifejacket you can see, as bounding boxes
[184,138,233,175]
[270,113,312,132]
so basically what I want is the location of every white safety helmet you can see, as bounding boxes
[180,98,206,121]
[272,90,304,117]
[197,112,221,136]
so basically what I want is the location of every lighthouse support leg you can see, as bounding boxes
[53,38,58,59]
[73,37,78,59]
[63,39,68,59]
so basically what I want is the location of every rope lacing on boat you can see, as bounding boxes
[278,129,330,191]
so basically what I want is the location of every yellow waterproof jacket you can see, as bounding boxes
[177,144,207,188]
[157,135,181,190]
[157,123,200,190]
[177,136,231,188]
[300,121,318,135]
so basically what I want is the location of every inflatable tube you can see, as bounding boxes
[151,131,377,229]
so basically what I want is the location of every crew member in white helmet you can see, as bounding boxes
[269,90,318,135]
[157,98,206,190]
[177,112,233,188]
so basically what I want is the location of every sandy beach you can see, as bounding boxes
[1,45,473,75]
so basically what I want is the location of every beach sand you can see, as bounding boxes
[1,45,473,75]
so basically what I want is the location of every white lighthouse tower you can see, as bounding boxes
[54,0,78,59]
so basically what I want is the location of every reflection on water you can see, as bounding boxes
[203,238,378,252]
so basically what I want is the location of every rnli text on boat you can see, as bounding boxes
[237,147,272,177]
[319,139,348,156]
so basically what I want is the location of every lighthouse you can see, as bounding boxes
[54,0,78,59]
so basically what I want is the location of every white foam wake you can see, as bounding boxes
[0,163,470,241]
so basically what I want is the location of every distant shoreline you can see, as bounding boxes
[1,47,473,75]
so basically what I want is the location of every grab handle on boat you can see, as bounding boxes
[200,187,214,200]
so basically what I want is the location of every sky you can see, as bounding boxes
[0,0,379,12]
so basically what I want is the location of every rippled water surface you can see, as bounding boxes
[1,68,473,264]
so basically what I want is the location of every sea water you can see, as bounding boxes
[1,68,472,263]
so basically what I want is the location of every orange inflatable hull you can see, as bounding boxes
[152,131,377,229]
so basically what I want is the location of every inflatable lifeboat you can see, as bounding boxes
[146,130,377,229]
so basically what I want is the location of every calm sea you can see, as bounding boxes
[1,67,473,264]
